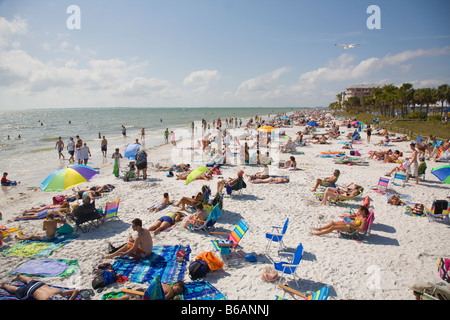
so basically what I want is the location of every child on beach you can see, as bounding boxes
[16,211,65,241]
[1,172,19,186]
[148,193,171,212]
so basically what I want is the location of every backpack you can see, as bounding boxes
[188,259,210,280]
[438,258,450,283]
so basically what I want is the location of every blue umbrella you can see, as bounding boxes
[431,165,450,184]
[124,143,140,160]
[305,121,319,127]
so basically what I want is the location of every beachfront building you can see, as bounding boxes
[343,84,377,101]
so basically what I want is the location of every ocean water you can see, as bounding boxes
[0,107,295,196]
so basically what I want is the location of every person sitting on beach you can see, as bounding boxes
[216,170,246,194]
[384,150,401,163]
[1,274,79,300]
[1,172,19,186]
[279,156,297,170]
[385,159,409,177]
[102,218,153,259]
[313,134,329,144]
[184,203,207,229]
[247,164,269,180]
[249,176,289,184]
[174,192,204,211]
[375,135,390,146]
[310,169,340,192]
[311,205,369,236]
[148,211,184,235]
[148,193,171,212]
[319,184,364,205]
[16,211,66,241]
[14,202,71,221]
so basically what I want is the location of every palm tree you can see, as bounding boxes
[438,84,449,116]
[398,83,414,117]
[380,84,398,117]
[414,88,426,113]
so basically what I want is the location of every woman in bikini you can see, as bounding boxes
[320,183,364,205]
[311,206,369,236]
[148,211,184,235]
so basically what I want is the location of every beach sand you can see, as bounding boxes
[1,121,449,301]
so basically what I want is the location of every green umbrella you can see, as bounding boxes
[185,167,209,185]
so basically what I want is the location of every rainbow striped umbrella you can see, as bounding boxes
[40,165,100,192]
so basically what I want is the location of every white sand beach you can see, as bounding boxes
[1,117,449,301]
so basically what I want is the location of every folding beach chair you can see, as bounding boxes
[210,219,249,256]
[392,172,407,187]
[338,210,375,243]
[424,200,449,224]
[73,200,103,233]
[273,243,303,287]
[101,199,120,223]
[370,177,390,194]
[189,203,222,232]
[277,284,330,300]
[265,218,289,254]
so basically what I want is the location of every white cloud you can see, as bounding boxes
[0,16,27,47]
[236,67,291,95]
[182,69,221,88]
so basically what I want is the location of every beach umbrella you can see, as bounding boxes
[40,165,99,192]
[431,165,450,184]
[257,126,275,133]
[305,121,319,127]
[278,135,291,141]
[124,143,140,160]
[185,166,209,185]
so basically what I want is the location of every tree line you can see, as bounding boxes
[330,83,450,118]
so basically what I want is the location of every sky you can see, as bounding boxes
[0,0,449,110]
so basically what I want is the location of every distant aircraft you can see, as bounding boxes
[335,43,360,49]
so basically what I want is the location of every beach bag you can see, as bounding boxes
[261,266,279,282]
[412,203,424,216]
[388,194,402,206]
[438,258,450,283]
[188,259,210,280]
[56,222,74,234]
[434,200,448,215]
[53,195,66,205]
[195,251,224,271]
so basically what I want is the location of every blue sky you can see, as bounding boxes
[0,0,449,109]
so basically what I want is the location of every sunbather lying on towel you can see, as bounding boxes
[249,177,289,184]
[148,193,171,212]
[247,164,269,180]
[14,202,71,221]
[107,281,185,300]
[320,184,363,205]
[148,211,184,236]
[311,205,368,236]
[1,274,79,300]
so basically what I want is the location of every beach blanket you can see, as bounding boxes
[112,245,191,284]
[180,280,226,300]
[0,283,83,301]
[1,234,78,258]
[386,192,412,206]
[9,259,79,278]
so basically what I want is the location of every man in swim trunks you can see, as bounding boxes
[1,275,79,300]
[16,211,65,241]
[101,136,108,157]
[55,137,66,160]
[67,137,75,163]
[102,218,153,259]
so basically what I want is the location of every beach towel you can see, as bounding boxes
[112,245,191,284]
[386,192,412,206]
[9,259,79,278]
[1,234,78,258]
[181,280,226,300]
[113,158,119,177]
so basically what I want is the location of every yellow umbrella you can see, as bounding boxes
[185,167,209,185]
[257,126,275,133]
